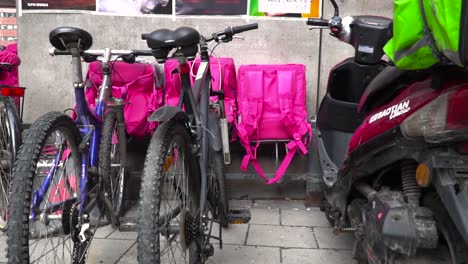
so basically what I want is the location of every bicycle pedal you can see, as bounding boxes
[119,217,138,232]
[227,209,251,224]
[202,243,214,258]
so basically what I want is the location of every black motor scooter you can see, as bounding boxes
[310,1,468,263]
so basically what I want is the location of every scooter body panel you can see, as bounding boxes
[349,73,468,153]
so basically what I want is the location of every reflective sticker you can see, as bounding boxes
[369,100,411,123]
[358,45,375,54]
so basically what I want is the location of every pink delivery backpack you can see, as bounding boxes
[164,57,238,124]
[0,43,20,87]
[82,60,164,137]
[236,64,312,184]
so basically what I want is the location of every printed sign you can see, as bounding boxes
[98,0,172,15]
[22,0,96,11]
[176,0,247,15]
[250,0,320,18]
[258,0,310,15]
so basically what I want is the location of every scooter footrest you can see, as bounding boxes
[119,217,138,232]
[227,209,251,224]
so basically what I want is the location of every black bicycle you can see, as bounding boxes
[137,24,258,264]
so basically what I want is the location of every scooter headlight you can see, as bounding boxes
[401,89,468,143]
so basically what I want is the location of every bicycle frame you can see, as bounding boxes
[31,47,124,219]
[175,37,213,215]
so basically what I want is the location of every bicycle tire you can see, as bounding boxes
[138,120,201,264]
[99,110,126,226]
[0,96,21,231]
[209,150,229,228]
[6,112,87,263]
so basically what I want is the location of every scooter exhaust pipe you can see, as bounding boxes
[355,182,377,200]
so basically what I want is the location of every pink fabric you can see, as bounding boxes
[164,57,238,123]
[236,64,311,184]
[0,43,20,87]
[80,61,164,137]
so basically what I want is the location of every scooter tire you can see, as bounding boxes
[424,193,468,264]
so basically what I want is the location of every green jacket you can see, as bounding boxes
[384,0,463,70]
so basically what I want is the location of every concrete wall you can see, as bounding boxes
[17,0,393,123]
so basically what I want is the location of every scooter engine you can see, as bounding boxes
[348,189,438,263]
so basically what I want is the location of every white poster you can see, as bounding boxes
[258,0,311,14]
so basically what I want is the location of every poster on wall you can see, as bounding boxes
[21,0,96,11]
[176,0,247,15]
[98,0,172,15]
[250,0,320,18]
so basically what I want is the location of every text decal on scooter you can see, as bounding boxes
[369,100,411,123]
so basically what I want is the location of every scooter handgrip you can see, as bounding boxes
[307,18,329,27]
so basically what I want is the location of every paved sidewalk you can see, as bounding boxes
[0,198,452,263]
[0,199,355,264]
[92,199,355,264]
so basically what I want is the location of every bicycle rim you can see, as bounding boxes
[30,130,81,262]
[160,138,198,263]
[0,98,14,231]
[138,121,201,264]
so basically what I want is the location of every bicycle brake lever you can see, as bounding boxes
[233,36,244,40]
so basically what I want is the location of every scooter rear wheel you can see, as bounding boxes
[424,193,468,264]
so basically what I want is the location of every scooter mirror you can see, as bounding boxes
[329,0,339,17]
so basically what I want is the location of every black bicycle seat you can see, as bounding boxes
[49,27,93,51]
[145,27,200,50]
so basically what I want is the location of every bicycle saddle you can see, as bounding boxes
[49,27,93,51]
[143,27,200,60]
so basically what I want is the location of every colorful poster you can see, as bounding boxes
[250,0,320,18]
[176,0,247,15]
[22,0,96,10]
[98,0,172,15]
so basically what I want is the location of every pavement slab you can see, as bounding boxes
[247,224,317,248]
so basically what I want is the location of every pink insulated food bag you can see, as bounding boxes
[236,64,311,184]
[83,61,164,137]
[164,57,238,124]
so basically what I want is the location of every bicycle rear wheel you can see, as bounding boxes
[138,120,201,264]
[99,110,126,226]
[0,96,21,231]
[7,112,88,263]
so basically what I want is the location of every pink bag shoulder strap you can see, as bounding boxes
[267,69,311,184]
[237,69,269,182]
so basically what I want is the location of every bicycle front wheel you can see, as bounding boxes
[0,96,21,231]
[7,112,86,263]
[138,120,201,264]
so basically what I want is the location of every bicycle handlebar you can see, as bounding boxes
[49,48,152,57]
[231,23,259,35]
[207,23,258,42]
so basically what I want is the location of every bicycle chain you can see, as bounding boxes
[72,216,100,264]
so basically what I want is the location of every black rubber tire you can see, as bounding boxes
[424,192,468,264]
[99,110,126,226]
[0,96,21,232]
[6,112,82,263]
[209,150,229,228]
[137,120,201,264]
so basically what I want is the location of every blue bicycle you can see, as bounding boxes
[6,27,152,263]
